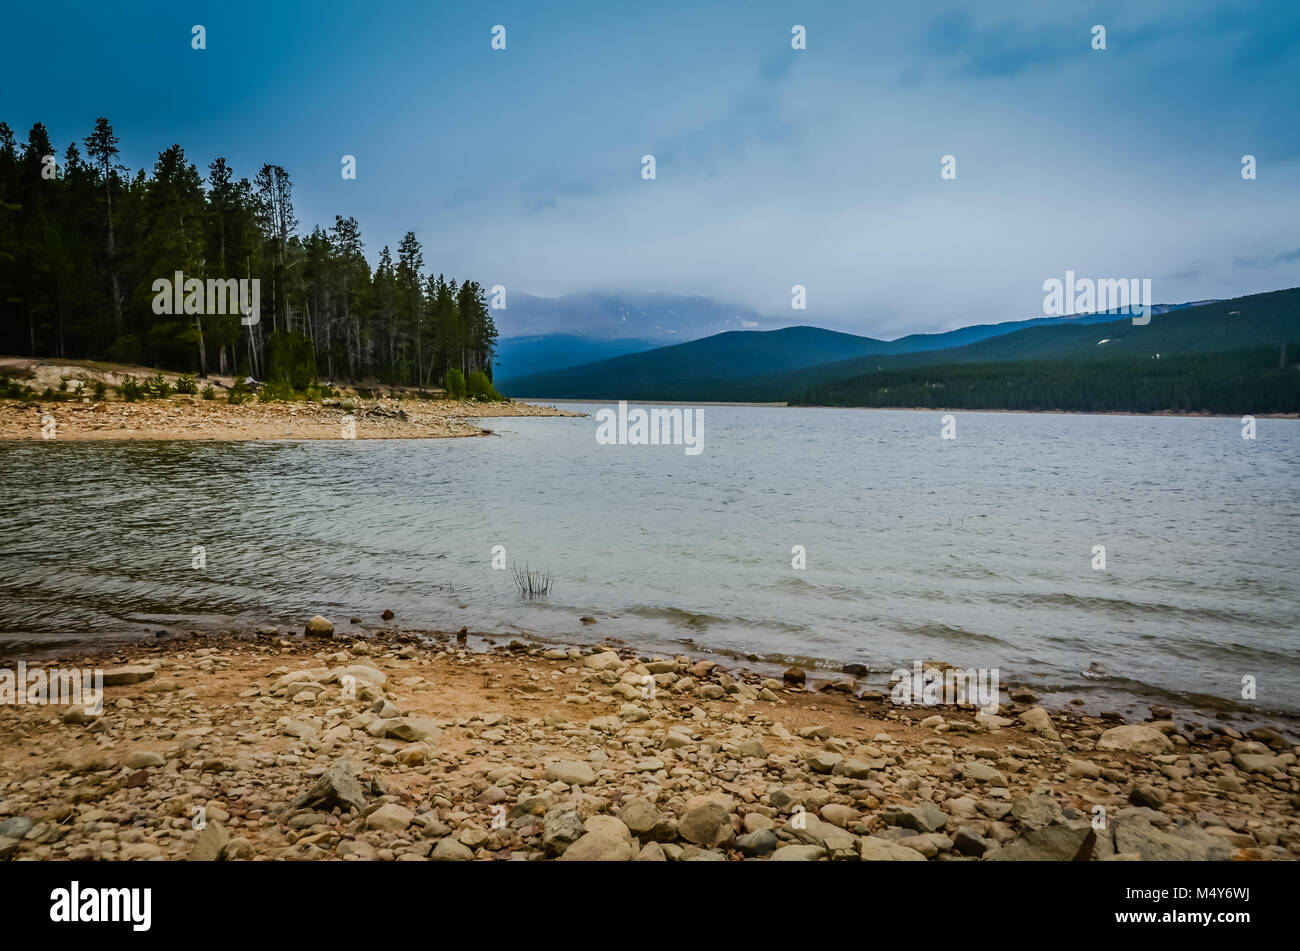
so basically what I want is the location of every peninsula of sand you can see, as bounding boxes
[0,358,582,441]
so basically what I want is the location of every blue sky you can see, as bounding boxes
[2,0,1298,337]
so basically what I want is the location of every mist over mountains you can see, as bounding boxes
[494,288,1300,413]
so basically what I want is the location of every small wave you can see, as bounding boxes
[893,622,1011,648]
[992,591,1253,625]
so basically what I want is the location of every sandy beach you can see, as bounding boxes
[0,621,1294,862]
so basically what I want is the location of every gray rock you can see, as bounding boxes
[543,809,586,856]
[1233,752,1282,773]
[289,759,368,814]
[882,802,947,834]
[1018,707,1059,739]
[859,836,927,861]
[807,751,843,774]
[985,820,1109,861]
[544,761,597,786]
[952,827,990,856]
[1097,724,1173,754]
[635,842,668,861]
[430,837,475,861]
[737,829,779,856]
[383,717,442,744]
[123,750,165,769]
[557,831,632,861]
[0,817,34,839]
[619,797,671,840]
[188,821,229,861]
[1129,785,1167,809]
[678,801,733,848]
[1010,791,1064,830]
[792,816,858,859]
[101,665,155,686]
[771,844,825,861]
[962,762,1006,785]
[304,614,335,637]
[365,803,414,832]
[1112,817,1231,861]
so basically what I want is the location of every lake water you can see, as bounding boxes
[1,405,1297,724]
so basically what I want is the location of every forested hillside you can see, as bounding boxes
[0,118,497,390]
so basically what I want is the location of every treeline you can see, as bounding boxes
[792,346,1300,414]
[0,118,498,390]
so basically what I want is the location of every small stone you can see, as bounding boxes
[1129,785,1167,809]
[101,665,155,686]
[1097,724,1174,754]
[557,832,632,862]
[366,803,414,832]
[304,615,335,637]
[544,761,597,786]
[188,821,228,861]
[431,838,475,861]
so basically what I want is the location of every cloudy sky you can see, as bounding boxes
[3,0,1298,337]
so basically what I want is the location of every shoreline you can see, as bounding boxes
[0,396,584,442]
[0,621,1295,862]
[531,398,1300,420]
[8,619,1294,737]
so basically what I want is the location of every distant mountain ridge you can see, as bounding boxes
[492,291,783,341]
[497,296,1238,401]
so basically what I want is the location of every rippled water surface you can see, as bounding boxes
[1,406,1297,717]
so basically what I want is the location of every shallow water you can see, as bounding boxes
[1,405,1297,721]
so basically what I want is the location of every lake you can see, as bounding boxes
[1,404,1297,723]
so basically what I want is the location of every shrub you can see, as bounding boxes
[0,376,35,400]
[265,331,317,390]
[466,369,502,401]
[175,374,198,395]
[91,380,107,401]
[444,368,466,400]
[227,378,252,404]
[146,373,173,398]
[200,384,215,400]
[259,380,296,402]
[119,375,143,402]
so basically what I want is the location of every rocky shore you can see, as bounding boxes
[1,621,1295,862]
[0,395,582,441]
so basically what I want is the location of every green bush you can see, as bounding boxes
[92,380,107,401]
[265,332,317,390]
[259,380,296,402]
[119,375,143,402]
[175,374,198,395]
[466,369,501,401]
[227,378,252,404]
[200,384,215,400]
[444,368,466,400]
[146,373,173,398]
[0,376,35,400]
